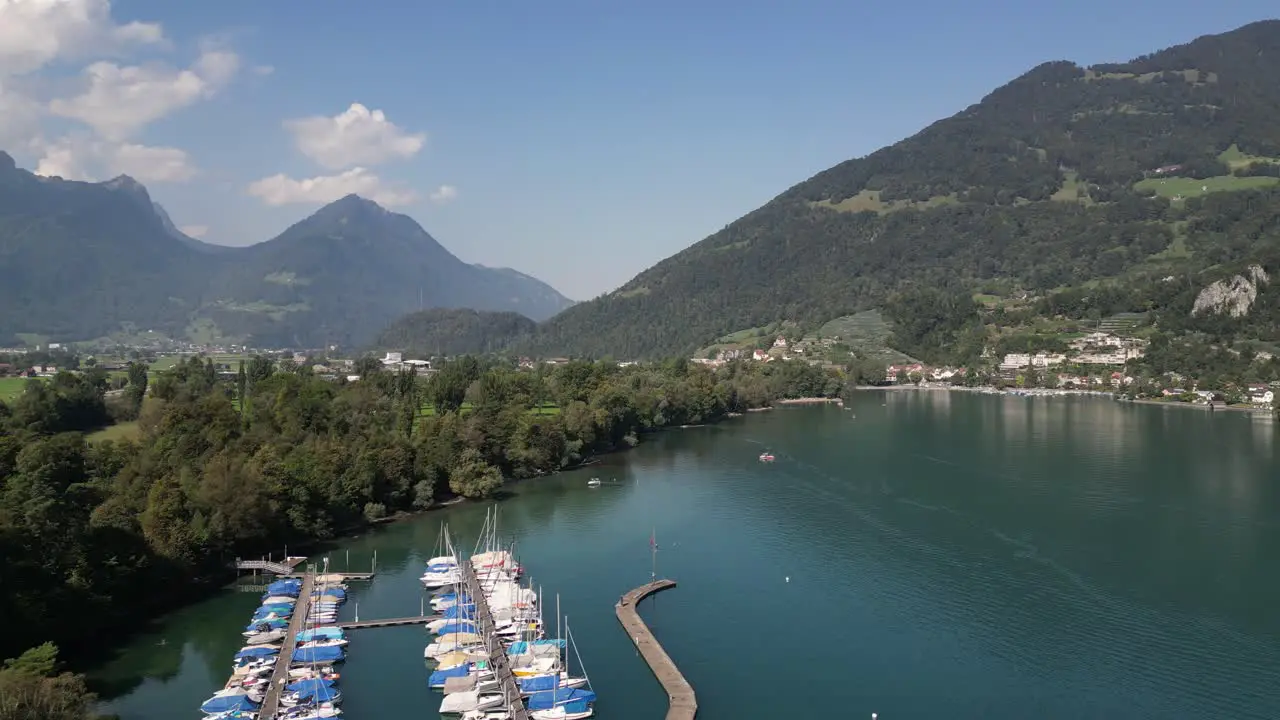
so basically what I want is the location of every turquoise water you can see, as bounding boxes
[94,392,1280,718]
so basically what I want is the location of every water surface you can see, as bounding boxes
[95,393,1280,719]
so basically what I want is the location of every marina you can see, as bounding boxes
[201,564,354,719]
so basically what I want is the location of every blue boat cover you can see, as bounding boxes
[427,663,472,687]
[518,675,560,693]
[296,627,345,642]
[433,621,479,636]
[200,694,260,713]
[235,647,278,659]
[525,689,596,710]
[289,678,340,701]
[292,645,345,663]
[507,639,566,655]
[442,605,475,619]
[285,678,335,691]
[426,562,456,572]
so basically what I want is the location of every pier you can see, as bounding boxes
[338,616,436,629]
[235,556,308,575]
[259,572,314,719]
[616,580,697,720]
[461,558,530,720]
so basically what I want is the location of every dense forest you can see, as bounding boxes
[522,21,1280,360]
[373,308,537,357]
[0,353,840,715]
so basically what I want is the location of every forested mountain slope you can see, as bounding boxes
[0,161,573,348]
[526,20,1280,359]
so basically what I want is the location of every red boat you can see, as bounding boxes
[759,452,775,463]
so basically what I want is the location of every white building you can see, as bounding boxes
[1000,353,1031,370]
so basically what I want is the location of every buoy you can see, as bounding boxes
[785,576,790,583]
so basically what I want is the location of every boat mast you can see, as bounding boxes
[651,526,657,582]
[568,617,591,691]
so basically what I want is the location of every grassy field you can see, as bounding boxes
[0,376,33,402]
[814,310,917,364]
[86,421,141,443]
[811,189,960,215]
[1134,174,1279,199]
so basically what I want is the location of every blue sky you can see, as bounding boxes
[3,1,1276,300]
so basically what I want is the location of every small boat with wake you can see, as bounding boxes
[758,451,775,463]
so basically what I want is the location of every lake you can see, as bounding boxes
[93,391,1280,719]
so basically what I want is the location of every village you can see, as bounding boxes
[686,331,1277,411]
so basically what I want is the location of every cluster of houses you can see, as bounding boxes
[694,335,841,367]
[997,333,1149,372]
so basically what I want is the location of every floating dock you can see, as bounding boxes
[461,558,530,720]
[338,616,436,630]
[616,580,697,720]
[258,572,314,719]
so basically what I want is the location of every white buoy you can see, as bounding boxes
[785,576,790,583]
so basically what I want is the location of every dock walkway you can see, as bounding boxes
[461,559,530,720]
[338,616,436,629]
[259,572,313,719]
[616,580,697,720]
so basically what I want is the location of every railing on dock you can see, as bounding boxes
[460,558,530,720]
[259,571,315,719]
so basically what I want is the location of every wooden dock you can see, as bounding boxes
[280,572,375,581]
[461,559,530,720]
[337,616,437,629]
[259,572,313,719]
[616,580,697,720]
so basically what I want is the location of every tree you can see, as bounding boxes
[448,449,503,499]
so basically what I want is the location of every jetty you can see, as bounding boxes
[616,580,697,720]
[235,556,308,575]
[461,558,530,720]
[259,572,314,719]
[338,616,435,630]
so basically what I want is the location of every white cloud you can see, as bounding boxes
[179,224,208,238]
[34,134,196,183]
[284,103,425,170]
[0,80,43,147]
[429,184,457,204]
[247,167,416,207]
[0,0,165,77]
[252,64,274,76]
[49,47,239,140]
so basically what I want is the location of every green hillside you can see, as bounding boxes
[524,20,1280,360]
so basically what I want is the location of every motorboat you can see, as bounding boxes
[759,451,776,462]
[529,706,593,720]
[288,665,336,679]
[298,638,348,649]
[244,630,285,646]
[439,690,505,715]
[586,478,601,487]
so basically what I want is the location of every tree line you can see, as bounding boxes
[0,353,841,716]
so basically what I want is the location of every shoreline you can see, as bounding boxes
[854,384,1273,415]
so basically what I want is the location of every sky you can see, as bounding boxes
[1,1,1276,301]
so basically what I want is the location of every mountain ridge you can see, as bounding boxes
[0,164,573,348]
[519,20,1280,360]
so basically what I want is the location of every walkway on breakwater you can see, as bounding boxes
[616,580,697,720]
[259,572,314,719]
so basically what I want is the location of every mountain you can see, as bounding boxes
[526,21,1280,359]
[149,199,231,255]
[0,159,573,347]
[0,153,206,343]
[372,308,537,356]
[200,195,574,347]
